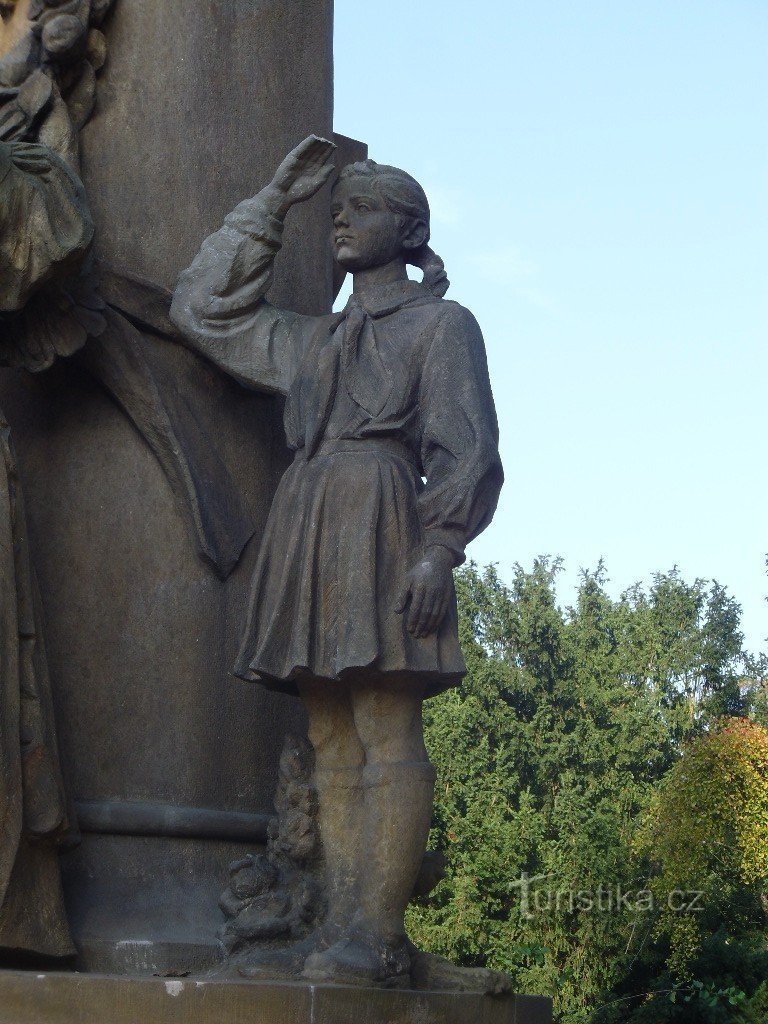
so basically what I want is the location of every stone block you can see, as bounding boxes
[0,971,553,1024]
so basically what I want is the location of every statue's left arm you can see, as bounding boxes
[417,303,504,567]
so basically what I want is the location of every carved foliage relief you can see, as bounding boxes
[0,0,113,368]
[0,0,115,164]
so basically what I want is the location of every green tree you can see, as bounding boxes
[626,719,768,1023]
[407,560,765,1024]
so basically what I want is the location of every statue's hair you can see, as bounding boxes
[337,159,449,297]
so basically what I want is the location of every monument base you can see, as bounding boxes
[0,970,552,1024]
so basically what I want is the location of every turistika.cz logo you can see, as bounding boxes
[509,872,705,920]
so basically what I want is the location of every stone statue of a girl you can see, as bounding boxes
[171,136,503,987]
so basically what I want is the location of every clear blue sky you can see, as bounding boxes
[334,1,768,654]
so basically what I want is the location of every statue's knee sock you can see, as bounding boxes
[314,766,364,931]
[356,759,436,945]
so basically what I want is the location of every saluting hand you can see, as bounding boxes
[265,135,337,217]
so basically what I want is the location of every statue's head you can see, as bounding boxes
[331,159,449,296]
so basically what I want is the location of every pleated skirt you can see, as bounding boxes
[233,445,466,697]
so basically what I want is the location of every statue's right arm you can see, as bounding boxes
[169,188,309,396]
[170,136,336,396]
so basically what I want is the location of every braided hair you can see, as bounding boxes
[337,159,449,297]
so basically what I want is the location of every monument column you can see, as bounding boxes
[81,0,336,311]
[0,0,359,975]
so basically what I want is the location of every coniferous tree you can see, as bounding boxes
[407,560,767,1024]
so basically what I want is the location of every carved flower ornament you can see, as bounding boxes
[0,0,114,150]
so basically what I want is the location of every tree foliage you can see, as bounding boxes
[629,718,768,1020]
[407,560,767,1023]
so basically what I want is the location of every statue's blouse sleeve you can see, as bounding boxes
[417,302,504,565]
[170,194,315,395]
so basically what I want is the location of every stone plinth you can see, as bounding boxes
[0,971,553,1024]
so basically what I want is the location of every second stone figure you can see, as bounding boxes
[170,136,503,987]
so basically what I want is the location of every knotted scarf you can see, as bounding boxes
[299,284,434,458]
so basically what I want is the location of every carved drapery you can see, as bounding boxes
[0,1,257,576]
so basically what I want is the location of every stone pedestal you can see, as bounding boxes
[0,971,554,1024]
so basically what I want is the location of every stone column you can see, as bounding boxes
[0,0,357,974]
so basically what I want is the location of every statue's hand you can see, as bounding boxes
[396,547,454,639]
[267,135,337,216]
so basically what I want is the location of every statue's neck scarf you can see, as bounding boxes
[299,280,437,458]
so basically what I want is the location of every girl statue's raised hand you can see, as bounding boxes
[171,138,503,988]
[264,134,337,216]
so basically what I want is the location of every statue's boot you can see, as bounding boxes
[239,766,363,980]
[237,932,319,980]
[303,760,436,987]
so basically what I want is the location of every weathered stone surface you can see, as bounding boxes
[80,0,335,311]
[0,970,553,1023]
[59,834,256,975]
[0,0,347,974]
[0,2,32,59]
[0,0,117,168]
[218,736,322,957]
[0,142,92,314]
[0,137,94,961]
[0,352,296,973]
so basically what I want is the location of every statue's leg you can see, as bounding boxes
[239,679,364,980]
[300,679,365,936]
[304,675,435,986]
[352,676,433,946]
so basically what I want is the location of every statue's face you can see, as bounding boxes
[330,176,407,272]
[0,0,30,57]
